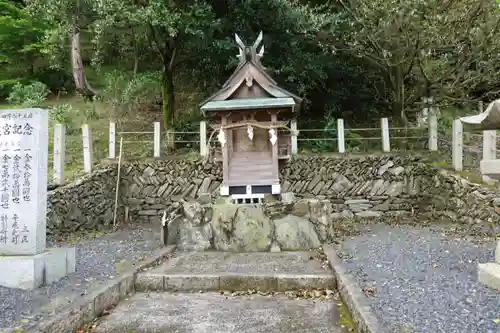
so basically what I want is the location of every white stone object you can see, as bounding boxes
[53,124,65,185]
[460,99,500,131]
[290,120,298,154]
[219,185,229,196]
[428,113,438,151]
[200,121,207,156]
[496,240,500,265]
[109,121,116,159]
[0,108,75,290]
[478,263,500,290]
[247,124,254,140]
[269,128,277,146]
[217,128,226,147]
[482,130,497,183]
[337,118,345,153]
[380,118,390,152]
[480,159,500,181]
[452,119,463,171]
[81,124,92,173]
[154,122,161,158]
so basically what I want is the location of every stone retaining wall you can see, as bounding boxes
[120,155,499,229]
[47,154,500,236]
[47,168,118,235]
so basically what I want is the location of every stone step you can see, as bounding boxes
[135,272,335,292]
[478,262,500,290]
[135,251,335,293]
[91,292,345,333]
[228,172,274,179]
[230,162,273,169]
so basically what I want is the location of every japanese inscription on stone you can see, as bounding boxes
[0,109,48,256]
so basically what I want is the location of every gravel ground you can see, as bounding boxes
[0,225,163,330]
[339,223,500,333]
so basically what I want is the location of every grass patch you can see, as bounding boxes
[429,161,498,188]
[1,94,162,182]
[337,300,357,332]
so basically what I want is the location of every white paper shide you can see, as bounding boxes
[217,128,226,147]
[269,128,277,146]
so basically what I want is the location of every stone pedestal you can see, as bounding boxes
[0,248,75,290]
[478,240,500,290]
[0,109,76,290]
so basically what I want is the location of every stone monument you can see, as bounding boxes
[460,100,500,290]
[0,108,75,290]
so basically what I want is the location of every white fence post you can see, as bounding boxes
[154,122,161,158]
[53,124,65,184]
[109,121,116,159]
[200,120,207,156]
[482,130,496,182]
[452,119,463,171]
[381,118,390,152]
[428,113,438,151]
[82,124,93,174]
[337,118,345,153]
[291,119,298,155]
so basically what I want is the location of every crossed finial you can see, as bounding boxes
[235,32,264,65]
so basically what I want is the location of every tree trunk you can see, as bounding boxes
[161,66,175,129]
[71,26,96,99]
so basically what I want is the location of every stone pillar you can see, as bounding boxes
[81,124,92,174]
[381,118,390,152]
[478,240,500,290]
[452,119,463,171]
[337,118,345,153]
[154,122,161,158]
[53,124,65,185]
[108,121,116,159]
[0,108,75,290]
[200,120,207,157]
[220,115,229,196]
[428,114,438,151]
[270,113,279,180]
[290,119,298,155]
[482,130,496,183]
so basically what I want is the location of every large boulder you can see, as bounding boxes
[212,204,274,252]
[274,215,321,250]
[176,221,212,251]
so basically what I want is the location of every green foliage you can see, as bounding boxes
[4,0,500,129]
[101,71,161,117]
[50,103,75,128]
[0,1,47,66]
[83,101,99,121]
[300,107,363,153]
[320,0,500,120]
[7,81,50,106]
[0,78,28,100]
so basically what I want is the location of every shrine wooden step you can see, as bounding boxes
[226,177,278,186]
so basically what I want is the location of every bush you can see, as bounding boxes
[102,70,160,117]
[0,78,28,101]
[50,103,74,126]
[6,81,50,106]
[32,68,74,94]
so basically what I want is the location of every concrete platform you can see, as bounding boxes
[0,247,75,290]
[149,251,329,275]
[92,292,347,333]
[136,251,335,292]
[478,263,500,290]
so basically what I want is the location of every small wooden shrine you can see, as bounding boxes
[200,32,302,201]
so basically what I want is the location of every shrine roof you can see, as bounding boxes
[201,97,295,112]
[200,32,302,114]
